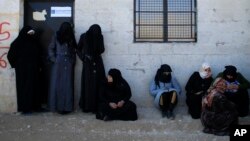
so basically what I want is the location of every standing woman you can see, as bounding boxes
[77,24,106,113]
[7,26,40,114]
[48,22,77,114]
[185,63,213,119]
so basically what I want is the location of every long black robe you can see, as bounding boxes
[7,26,40,113]
[97,79,138,121]
[77,25,106,112]
[185,72,213,119]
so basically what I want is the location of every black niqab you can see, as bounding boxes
[108,69,123,87]
[155,64,172,87]
[57,22,77,48]
[86,24,104,56]
[223,65,237,82]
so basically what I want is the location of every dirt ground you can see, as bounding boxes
[0,107,249,141]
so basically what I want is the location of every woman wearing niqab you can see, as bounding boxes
[77,24,106,113]
[216,65,250,117]
[7,26,40,114]
[96,69,138,121]
[150,64,181,119]
[47,22,77,114]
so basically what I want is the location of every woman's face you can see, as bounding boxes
[204,68,211,73]
[107,75,113,83]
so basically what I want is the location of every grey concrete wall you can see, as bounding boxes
[0,0,250,112]
[0,0,20,112]
[75,0,250,108]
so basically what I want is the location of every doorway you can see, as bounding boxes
[23,0,75,110]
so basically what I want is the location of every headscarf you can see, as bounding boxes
[207,77,227,94]
[7,26,37,68]
[154,64,172,87]
[16,26,34,41]
[205,77,227,107]
[57,22,77,48]
[108,68,123,86]
[199,62,212,79]
[86,24,104,56]
[223,65,237,82]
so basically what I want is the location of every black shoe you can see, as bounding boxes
[103,116,112,121]
[21,112,32,115]
[214,131,229,136]
[203,128,213,134]
[35,107,49,113]
[168,111,175,120]
[162,111,168,118]
[58,111,71,115]
[96,112,105,120]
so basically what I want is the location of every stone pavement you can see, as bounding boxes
[0,107,249,141]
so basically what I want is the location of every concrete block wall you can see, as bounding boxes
[0,0,250,112]
[0,0,20,112]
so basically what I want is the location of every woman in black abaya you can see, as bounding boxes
[77,24,106,113]
[7,26,40,114]
[96,69,138,121]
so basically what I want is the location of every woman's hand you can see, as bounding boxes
[109,102,118,109]
[117,100,125,108]
[227,84,239,90]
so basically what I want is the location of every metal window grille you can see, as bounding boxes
[134,0,197,42]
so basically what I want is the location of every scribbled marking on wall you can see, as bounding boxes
[0,21,11,68]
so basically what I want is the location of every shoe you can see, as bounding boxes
[96,112,105,120]
[203,128,213,134]
[214,131,229,136]
[162,111,168,118]
[35,107,49,113]
[168,111,175,120]
[21,112,32,116]
[58,111,71,115]
[103,115,112,121]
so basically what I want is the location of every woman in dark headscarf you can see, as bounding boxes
[47,22,76,114]
[77,24,106,113]
[201,77,238,136]
[185,63,213,119]
[215,65,250,117]
[7,26,40,114]
[96,68,137,121]
[150,64,181,120]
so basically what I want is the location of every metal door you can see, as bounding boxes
[24,0,74,48]
[23,0,75,108]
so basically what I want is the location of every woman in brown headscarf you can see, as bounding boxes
[201,77,238,136]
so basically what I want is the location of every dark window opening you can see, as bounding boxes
[134,0,197,42]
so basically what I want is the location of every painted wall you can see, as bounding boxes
[0,0,20,112]
[0,0,250,112]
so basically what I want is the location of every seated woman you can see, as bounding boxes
[96,68,138,121]
[216,65,250,117]
[185,63,213,119]
[150,64,181,120]
[201,77,238,136]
